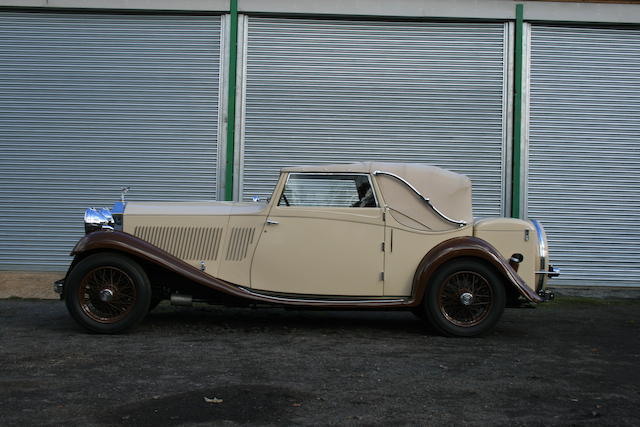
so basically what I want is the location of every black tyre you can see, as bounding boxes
[423,258,505,337]
[64,253,151,333]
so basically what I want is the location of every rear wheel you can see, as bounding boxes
[65,253,151,333]
[423,259,505,337]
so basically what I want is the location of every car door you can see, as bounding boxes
[250,173,385,296]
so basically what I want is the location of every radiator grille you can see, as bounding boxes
[225,227,256,261]
[133,226,223,260]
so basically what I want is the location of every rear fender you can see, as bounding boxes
[412,236,543,305]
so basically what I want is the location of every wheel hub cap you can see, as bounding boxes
[460,292,473,306]
[99,288,114,303]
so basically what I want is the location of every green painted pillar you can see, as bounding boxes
[511,4,524,218]
[225,0,239,201]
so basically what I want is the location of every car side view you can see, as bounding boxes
[54,163,558,336]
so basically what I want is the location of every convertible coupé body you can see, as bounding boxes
[55,163,558,336]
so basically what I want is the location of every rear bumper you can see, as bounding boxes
[547,265,560,278]
[535,265,559,301]
[536,264,560,302]
[536,264,560,278]
[537,289,555,302]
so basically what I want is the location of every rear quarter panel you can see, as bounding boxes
[383,222,473,296]
[473,218,537,290]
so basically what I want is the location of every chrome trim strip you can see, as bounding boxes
[531,219,547,290]
[237,286,407,305]
[373,170,467,227]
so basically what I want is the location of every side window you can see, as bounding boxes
[278,174,378,208]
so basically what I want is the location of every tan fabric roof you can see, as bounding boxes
[282,163,473,229]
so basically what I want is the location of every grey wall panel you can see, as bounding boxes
[527,25,640,287]
[0,11,222,270]
[240,17,508,217]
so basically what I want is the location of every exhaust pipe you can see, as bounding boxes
[170,294,193,307]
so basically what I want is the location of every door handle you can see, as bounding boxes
[266,218,279,225]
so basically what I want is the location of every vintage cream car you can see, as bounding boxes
[55,163,558,336]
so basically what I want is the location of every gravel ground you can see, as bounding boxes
[1,297,639,426]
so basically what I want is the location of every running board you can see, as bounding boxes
[236,286,412,308]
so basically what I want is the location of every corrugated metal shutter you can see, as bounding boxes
[240,17,508,217]
[0,12,222,271]
[527,25,640,287]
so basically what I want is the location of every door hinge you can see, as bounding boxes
[380,272,385,281]
[381,242,385,252]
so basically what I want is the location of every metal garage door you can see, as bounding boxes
[239,17,509,217]
[0,12,223,270]
[527,25,640,287]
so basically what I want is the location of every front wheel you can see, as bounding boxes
[65,253,151,333]
[423,259,505,337]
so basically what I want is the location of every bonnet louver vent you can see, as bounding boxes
[225,227,256,261]
[133,226,223,261]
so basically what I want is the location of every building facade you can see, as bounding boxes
[1,0,639,287]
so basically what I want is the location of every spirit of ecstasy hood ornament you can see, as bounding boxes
[121,186,130,203]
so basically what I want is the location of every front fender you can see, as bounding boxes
[411,236,543,304]
[67,230,245,298]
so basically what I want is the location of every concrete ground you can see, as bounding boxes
[1,297,639,426]
[2,269,639,426]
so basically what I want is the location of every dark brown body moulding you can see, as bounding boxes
[66,231,542,309]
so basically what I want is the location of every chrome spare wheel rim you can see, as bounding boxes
[438,271,493,327]
[78,266,136,323]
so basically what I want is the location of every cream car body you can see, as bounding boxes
[57,162,558,336]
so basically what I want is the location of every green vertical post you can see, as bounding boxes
[511,4,524,218]
[225,0,239,201]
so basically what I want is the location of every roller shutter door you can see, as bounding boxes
[241,17,508,217]
[0,12,222,270]
[527,25,640,287]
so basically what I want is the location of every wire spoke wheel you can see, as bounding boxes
[78,266,137,323]
[66,253,151,333]
[425,259,505,337]
[438,270,493,327]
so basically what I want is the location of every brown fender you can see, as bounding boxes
[411,236,543,305]
[68,230,247,296]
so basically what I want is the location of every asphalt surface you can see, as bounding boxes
[1,297,639,426]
